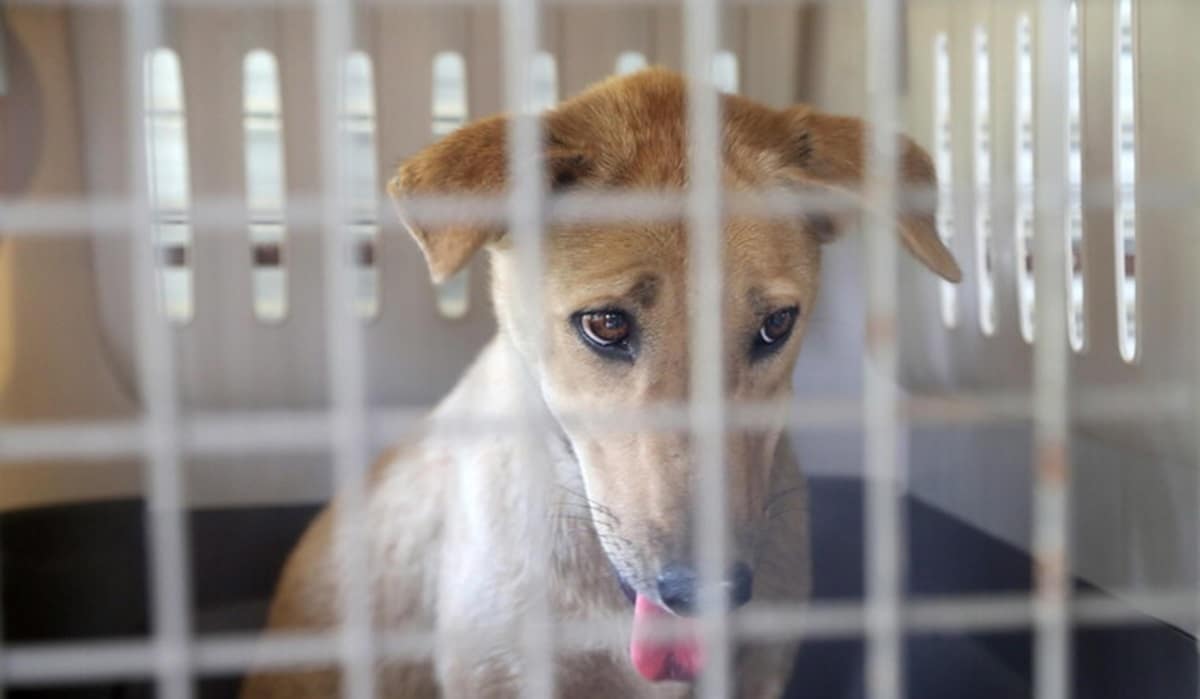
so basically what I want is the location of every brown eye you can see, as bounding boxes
[579,310,632,347]
[758,307,798,346]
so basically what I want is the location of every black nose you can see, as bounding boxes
[656,561,755,616]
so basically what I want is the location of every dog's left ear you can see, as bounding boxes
[388,114,590,284]
[780,107,962,283]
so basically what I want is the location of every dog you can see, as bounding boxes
[241,68,961,698]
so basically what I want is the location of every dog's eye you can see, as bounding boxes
[577,310,632,349]
[757,307,799,347]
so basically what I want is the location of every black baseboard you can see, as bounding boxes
[2,477,1194,698]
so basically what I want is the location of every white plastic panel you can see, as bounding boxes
[363,5,501,410]
[556,5,653,95]
[903,0,1199,468]
[901,0,1200,635]
[1082,0,1199,466]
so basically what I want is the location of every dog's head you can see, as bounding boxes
[391,69,959,621]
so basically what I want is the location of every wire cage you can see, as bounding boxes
[1,0,1198,697]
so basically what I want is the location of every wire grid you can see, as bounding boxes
[861,1,903,697]
[499,0,555,695]
[0,0,1192,697]
[123,1,194,697]
[682,0,732,697]
[10,181,1200,239]
[313,0,377,697]
[1032,2,1072,698]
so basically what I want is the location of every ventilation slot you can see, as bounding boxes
[712,51,738,93]
[243,50,287,322]
[344,52,381,319]
[974,26,995,336]
[615,51,648,75]
[143,48,193,323]
[1114,0,1138,362]
[529,51,558,112]
[933,33,957,328]
[1066,1,1086,352]
[1014,14,1035,343]
[431,52,471,319]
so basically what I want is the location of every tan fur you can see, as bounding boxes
[243,68,958,698]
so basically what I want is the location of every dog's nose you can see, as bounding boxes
[656,561,755,615]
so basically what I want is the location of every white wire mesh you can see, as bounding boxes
[0,383,1188,465]
[124,1,194,697]
[499,0,555,695]
[683,0,732,696]
[3,590,1199,687]
[0,0,1195,697]
[862,2,904,697]
[313,0,377,696]
[1032,1,1073,698]
[7,179,1200,238]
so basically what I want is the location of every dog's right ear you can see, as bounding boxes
[778,107,963,283]
[388,115,590,283]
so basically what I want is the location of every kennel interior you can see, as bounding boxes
[1,0,1198,697]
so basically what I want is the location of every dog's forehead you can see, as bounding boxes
[538,70,819,309]
[549,69,797,189]
[542,217,816,313]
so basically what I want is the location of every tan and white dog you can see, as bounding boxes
[241,68,960,698]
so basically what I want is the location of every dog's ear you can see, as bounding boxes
[780,107,962,283]
[388,115,590,283]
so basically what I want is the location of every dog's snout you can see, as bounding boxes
[656,561,755,615]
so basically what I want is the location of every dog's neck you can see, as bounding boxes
[433,332,589,500]
[499,330,583,479]
[430,335,618,592]
[493,340,627,609]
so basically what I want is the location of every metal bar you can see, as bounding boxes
[682,0,730,696]
[1033,0,1073,698]
[499,0,554,695]
[9,180,1200,238]
[123,2,194,698]
[0,420,148,462]
[313,0,375,697]
[3,0,856,8]
[3,589,1198,686]
[0,383,1190,466]
[1195,211,1200,687]
[862,0,905,698]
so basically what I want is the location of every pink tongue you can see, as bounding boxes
[629,594,703,683]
